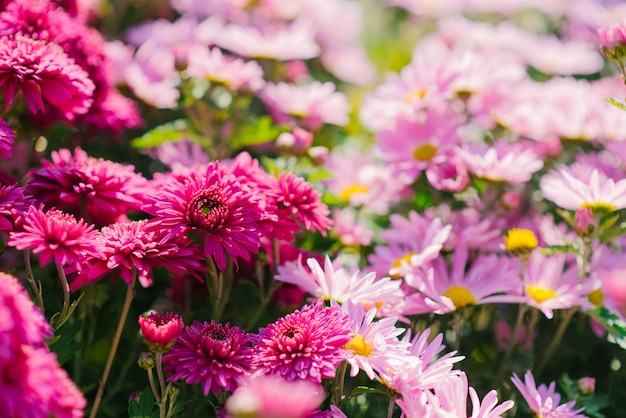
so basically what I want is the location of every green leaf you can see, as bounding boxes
[539,244,577,255]
[170,393,194,415]
[605,97,626,111]
[230,116,284,149]
[130,120,197,149]
[48,319,83,365]
[588,307,626,350]
[128,388,157,418]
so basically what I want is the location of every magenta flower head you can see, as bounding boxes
[138,311,184,353]
[252,302,352,382]
[0,182,31,232]
[0,35,94,120]
[146,162,263,270]
[0,116,15,158]
[8,205,102,268]
[163,320,253,395]
[598,21,626,68]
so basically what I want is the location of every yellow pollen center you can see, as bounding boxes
[526,285,557,304]
[390,252,415,278]
[588,288,604,307]
[504,228,538,257]
[581,202,617,213]
[404,88,427,104]
[413,144,438,162]
[343,334,372,357]
[442,285,477,309]
[340,183,369,202]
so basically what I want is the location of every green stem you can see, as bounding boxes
[453,311,462,352]
[24,249,44,311]
[88,278,136,418]
[147,369,161,403]
[55,263,71,327]
[333,361,348,405]
[535,308,577,376]
[155,353,167,401]
[387,397,396,418]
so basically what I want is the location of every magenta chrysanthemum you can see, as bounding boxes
[273,172,332,236]
[0,182,31,232]
[252,302,352,382]
[163,320,253,395]
[0,116,15,158]
[70,219,204,289]
[145,162,263,270]
[138,311,184,353]
[8,205,102,267]
[0,35,94,119]
[0,0,75,43]
[26,147,147,226]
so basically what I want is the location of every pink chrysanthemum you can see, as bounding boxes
[512,371,586,418]
[26,147,147,226]
[8,205,102,268]
[145,162,263,270]
[70,219,205,289]
[0,272,52,359]
[273,172,333,236]
[163,320,253,395]
[0,182,31,232]
[0,116,15,158]
[0,35,94,119]
[0,0,75,43]
[252,302,352,382]
[259,81,350,130]
[138,311,184,353]
[2,345,87,418]
[226,375,325,418]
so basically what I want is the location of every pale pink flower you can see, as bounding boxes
[512,371,586,418]
[145,139,210,171]
[425,154,470,192]
[597,20,626,49]
[331,207,373,246]
[259,81,350,130]
[185,46,264,92]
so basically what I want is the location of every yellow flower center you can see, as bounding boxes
[340,183,369,202]
[526,285,557,304]
[581,202,617,213]
[390,252,415,278]
[442,285,477,309]
[343,334,372,357]
[504,228,538,258]
[588,288,604,307]
[404,88,427,104]
[363,301,384,310]
[413,144,438,162]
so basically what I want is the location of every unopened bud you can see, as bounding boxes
[138,352,156,370]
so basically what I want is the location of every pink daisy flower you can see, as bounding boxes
[144,139,210,171]
[226,375,325,418]
[252,302,352,382]
[425,153,470,193]
[185,46,265,92]
[145,162,263,270]
[273,172,333,236]
[0,35,94,119]
[0,182,31,232]
[340,302,409,380]
[331,207,374,246]
[522,252,593,319]
[457,140,544,185]
[512,371,586,418]
[0,117,15,158]
[138,311,184,353]
[1,345,87,418]
[275,255,403,310]
[540,163,626,213]
[163,320,253,395]
[26,147,148,226]
[259,81,350,130]
[70,219,204,289]
[8,205,102,268]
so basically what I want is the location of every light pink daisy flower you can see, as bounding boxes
[405,248,522,315]
[252,302,352,382]
[0,117,15,159]
[429,206,502,252]
[340,302,409,380]
[381,328,464,397]
[8,205,102,268]
[138,311,184,353]
[259,81,350,130]
[0,35,94,119]
[522,252,593,319]
[164,320,253,395]
[540,163,626,213]
[185,46,264,92]
[145,162,263,270]
[425,153,470,193]
[331,207,373,246]
[512,371,586,418]
[226,374,325,418]
[275,256,403,309]
[457,140,544,185]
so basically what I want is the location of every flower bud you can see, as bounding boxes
[138,352,156,370]
[138,311,184,353]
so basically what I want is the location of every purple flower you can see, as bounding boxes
[0,117,15,158]
[512,371,586,418]
[0,182,31,232]
[253,302,352,382]
[163,320,253,395]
